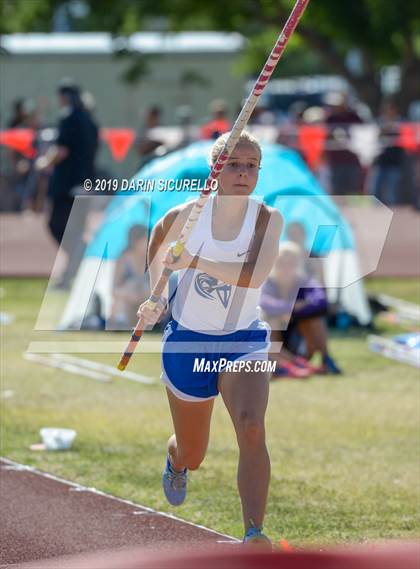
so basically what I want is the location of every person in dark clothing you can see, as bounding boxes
[260,242,341,377]
[36,80,99,287]
[4,98,31,211]
[7,98,28,128]
[368,100,406,206]
[324,92,364,195]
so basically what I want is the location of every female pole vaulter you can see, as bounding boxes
[138,131,282,544]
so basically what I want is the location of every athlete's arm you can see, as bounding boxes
[147,202,194,292]
[137,202,194,324]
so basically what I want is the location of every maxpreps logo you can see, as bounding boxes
[194,273,232,308]
[193,358,276,373]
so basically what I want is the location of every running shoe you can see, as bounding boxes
[322,354,342,375]
[272,359,311,379]
[162,454,188,506]
[243,526,272,547]
[293,355,323,374]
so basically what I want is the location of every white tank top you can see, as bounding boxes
[172,196,262,334]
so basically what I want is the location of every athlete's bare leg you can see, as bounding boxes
[218,368,270,531]
[165,387,214,471]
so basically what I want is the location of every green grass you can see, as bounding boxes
[364,276,420,305]
[1,278,419,545]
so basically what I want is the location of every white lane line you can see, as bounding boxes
[23,352,111,382]
[54,353,155,384]
[0,457,239,543]
[368,335,420,368]
[23,352,155,385]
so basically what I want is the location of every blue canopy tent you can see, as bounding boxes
[86,141,354,260]
[61,142,370,329]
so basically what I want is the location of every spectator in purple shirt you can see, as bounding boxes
[260,242,341,377]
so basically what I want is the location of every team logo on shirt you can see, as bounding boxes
[194,272,232,308]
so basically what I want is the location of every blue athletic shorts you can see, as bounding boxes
[161,319,271,402]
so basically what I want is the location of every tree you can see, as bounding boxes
[147,0,420,115]
[2,0,419,115]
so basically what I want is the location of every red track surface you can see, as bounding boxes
[0,458,236,567]
[1,459,418,569]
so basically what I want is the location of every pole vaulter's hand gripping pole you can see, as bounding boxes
[117,0,310,371]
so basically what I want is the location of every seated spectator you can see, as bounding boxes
[260,242,341,377]
[286,221,324,284]
[109,224,150,329]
